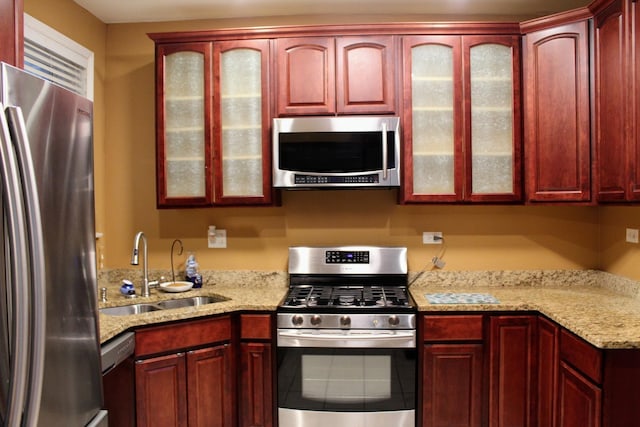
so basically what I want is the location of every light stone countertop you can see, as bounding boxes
[410,270,640,349]
[98,271,289,343]
[98,269,640,349]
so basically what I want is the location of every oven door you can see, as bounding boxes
[277,329,416,427]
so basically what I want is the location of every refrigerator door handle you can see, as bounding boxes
[5,106,47,427]
[0,103,32,426]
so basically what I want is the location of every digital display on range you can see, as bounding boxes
[325,250,370,264]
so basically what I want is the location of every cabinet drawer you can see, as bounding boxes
[136,316,231,357]
[240,313,272,340]
[423,315,484,341]
[560,329,602,384]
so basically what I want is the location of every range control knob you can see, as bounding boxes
[340,315,351,328]
[388,315,400,327]
[310,315,322,326]
[291,315,304,326]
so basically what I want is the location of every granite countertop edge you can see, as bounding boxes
[98,269,640,350]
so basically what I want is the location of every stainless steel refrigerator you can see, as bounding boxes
[0,63,106,426]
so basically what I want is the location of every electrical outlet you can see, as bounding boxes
[422,232,443,245]
[626,228,639,244]
[208,229,227,248]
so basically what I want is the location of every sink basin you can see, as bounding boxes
[155,296,228,310]
[100,303,161,316]
[100,295,228,316]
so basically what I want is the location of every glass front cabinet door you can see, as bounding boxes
[402,35,521,203]
[154,39,272,207]
[156,42,213,207]
[213,40,272,205]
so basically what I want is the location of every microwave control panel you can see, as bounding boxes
[294,174,379,185]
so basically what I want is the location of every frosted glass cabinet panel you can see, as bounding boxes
[156,42,213,206]
[469,43,514,194]
[464,36,521,201]
[213,40,272,205]
[403,36,463,202]
[412,44,456,195]
[402,35,521,203]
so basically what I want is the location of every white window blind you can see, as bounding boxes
[23,14,94,100]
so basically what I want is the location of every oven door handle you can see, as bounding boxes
[277,329,415,348]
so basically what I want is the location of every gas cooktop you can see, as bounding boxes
[280,246,414,313]
[281,285,411,309]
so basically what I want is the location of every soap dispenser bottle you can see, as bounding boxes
[185,253,203,288]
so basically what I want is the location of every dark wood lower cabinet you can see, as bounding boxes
[133,316,234,427]
[489,315,536,427]
[537,316,559,427]
[240,342,273,427]
[422,315,484,427]
[187,346,235,427]
[239,313,274,427]
[557,361,601,427]
[115,310,640,427]
[135,344,233,427]
[135,352,188,427]
[423,343,483,427]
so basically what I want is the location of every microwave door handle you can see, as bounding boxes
[381,122,388,181]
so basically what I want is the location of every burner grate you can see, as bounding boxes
[283,285,410,308]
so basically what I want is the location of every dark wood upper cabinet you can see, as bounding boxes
[275,35,396,116]
[523,18,592,203]
[0,0,23,67]
[275,37,336,115]
[593,0,637,202]
[154,41,214,207]
[212,39,273,206]
[401,35,463,203]
[335,36,396,114]
[150,35,273,208]
[402,34,521,203]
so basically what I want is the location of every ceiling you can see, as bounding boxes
[73,0,592,24]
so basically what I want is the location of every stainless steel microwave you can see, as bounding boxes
[272,116,401,189]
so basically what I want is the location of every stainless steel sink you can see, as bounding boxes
[100,295,228,316]
[155,295,226,310]
[100,303,161,316]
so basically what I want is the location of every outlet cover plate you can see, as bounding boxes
[423,232,443,245]
[208,229,227,248]
[626,228,639,244]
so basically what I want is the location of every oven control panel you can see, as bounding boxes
[288,246,407,275]
[325,250,369,264]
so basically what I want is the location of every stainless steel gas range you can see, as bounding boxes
[277,246,416,427]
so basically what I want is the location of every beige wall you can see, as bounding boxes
[20,3,640,282]
[599,207,640,281]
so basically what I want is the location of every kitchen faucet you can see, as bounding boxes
[130,231,158,297]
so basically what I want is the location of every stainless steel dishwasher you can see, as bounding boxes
[101,332,135,427]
